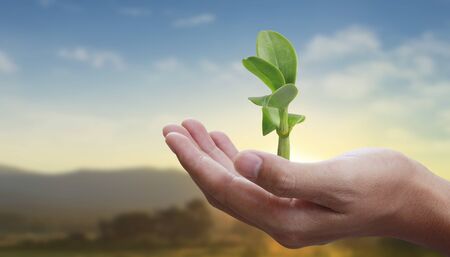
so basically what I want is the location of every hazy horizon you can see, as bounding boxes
[0,162,185,175]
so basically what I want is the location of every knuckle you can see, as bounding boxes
[317,160,358,207]
[270,170,295,197]
[220,175,239,205]
[191,154,208,171]
[204,145,220,156]
[389,150,413,172]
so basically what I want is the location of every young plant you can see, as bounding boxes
[242,30,305,160]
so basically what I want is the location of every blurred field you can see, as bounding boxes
[0,242,445,257]
[0,248,238,257]
[0,166,445,257]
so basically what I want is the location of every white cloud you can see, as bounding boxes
[303,26,380,63]
[199,59,220,73]
[0,51,18,74]
[395,33,450,59]
[153,57,182,72]
[320,72,376,99]
[301,27,450,104]
[117,7,151,17]
[413,81,450,98]
[173,13,215,28]
[369,97,433,116]
[58,47,125,70]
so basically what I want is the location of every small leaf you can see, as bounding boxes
[242,56,285,92]
[256,31,298,84]
[267,84,298,109]
[288,113,305,132]
[262,106,280,136]
[248,95,270,106]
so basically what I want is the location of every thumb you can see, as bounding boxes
[234,151,336,203]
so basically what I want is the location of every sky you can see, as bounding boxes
[0,0,449,177]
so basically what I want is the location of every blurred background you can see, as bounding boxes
[0,0,449,256]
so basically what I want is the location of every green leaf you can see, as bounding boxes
[267,84,298,109]
[288,114,305,132]
[248,95,270,106]
[262,106,280,136]
[242,56,285,92]
[256,31,298,84]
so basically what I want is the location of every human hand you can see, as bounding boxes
[163,119,450,254]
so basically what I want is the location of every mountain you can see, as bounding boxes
[0,164,33,174]
[0,165,201,231]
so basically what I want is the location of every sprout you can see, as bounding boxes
[242,30,305,160]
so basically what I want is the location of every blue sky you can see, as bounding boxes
[2,0,449,102]
[0,0,449,175]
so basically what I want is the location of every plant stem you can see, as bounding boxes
[278,135,290,159]
[277,108,290,159]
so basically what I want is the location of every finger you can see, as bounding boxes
[164,129,255,226]
[163,132,252,225]
[209,131,239,159]
[162,124,199,148]
[234,151,340,207]
[165,132,293,232]
[181,119,235,172]
[161,131,254,225]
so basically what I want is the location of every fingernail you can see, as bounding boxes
[235,152,262,180]
[164,132,180,153]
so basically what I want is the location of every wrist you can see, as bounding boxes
[394,161,450,254]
